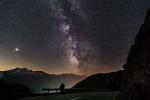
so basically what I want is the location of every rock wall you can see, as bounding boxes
[119,8,150,100]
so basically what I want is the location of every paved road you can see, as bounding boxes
[21,92,119,100]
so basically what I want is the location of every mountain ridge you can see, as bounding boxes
[73,70,122,90]
[0,67,86,93]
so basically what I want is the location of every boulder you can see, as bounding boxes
[119,8,150,100]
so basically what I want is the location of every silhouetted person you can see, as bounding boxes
[60,83,65,94]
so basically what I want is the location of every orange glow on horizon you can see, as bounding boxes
[0,57,122,75]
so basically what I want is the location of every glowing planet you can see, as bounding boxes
[14,48,20,52]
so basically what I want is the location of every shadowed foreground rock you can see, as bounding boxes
[117,8,150,100]
[0,80,33,100]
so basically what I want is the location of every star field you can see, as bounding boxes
[0,0,149,75]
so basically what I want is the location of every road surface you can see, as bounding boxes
[21,91,119,100]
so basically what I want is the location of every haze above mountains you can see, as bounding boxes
[0,68,85,93]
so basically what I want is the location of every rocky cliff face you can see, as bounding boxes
[119,9,150,100]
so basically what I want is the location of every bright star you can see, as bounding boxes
[14,48,20,52]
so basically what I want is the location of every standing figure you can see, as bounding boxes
[60,83,65,94]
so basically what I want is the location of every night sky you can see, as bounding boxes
[0,0,149,75]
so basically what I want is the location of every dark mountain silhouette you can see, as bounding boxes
[0,80,33,100]
[0,68,85,93]
[117,9,150,100]
[73,71,122,90]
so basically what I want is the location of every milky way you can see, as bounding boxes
[55,0,93,74]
